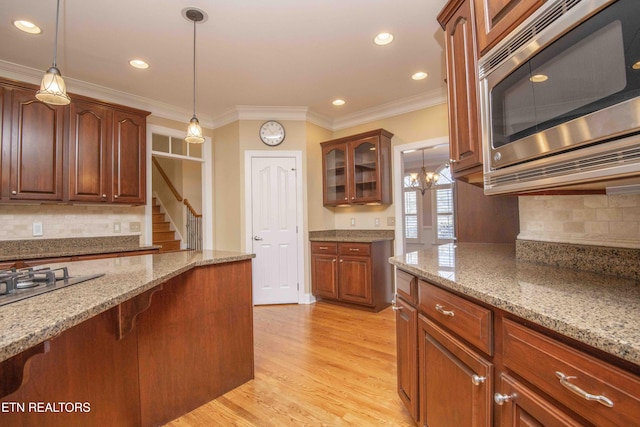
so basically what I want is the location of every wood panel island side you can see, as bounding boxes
[0,250,255,427]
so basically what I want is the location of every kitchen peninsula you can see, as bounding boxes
[0,250,255,426]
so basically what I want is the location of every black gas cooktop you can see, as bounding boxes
[0,266,104,307]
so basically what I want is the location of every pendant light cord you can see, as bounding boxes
[53,0,61,67]
[192,18,197,117]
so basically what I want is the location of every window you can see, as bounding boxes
[403,175,420,242]
[152,133,203,160]
[434,166,455,242]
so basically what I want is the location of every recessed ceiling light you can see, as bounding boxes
[332,99,346,106]
[14,20,41,34]
[412,72,428,80]
[633,61,640,70]
[129,59,150,69]
[530,74,548,83]
[374,32,394,46]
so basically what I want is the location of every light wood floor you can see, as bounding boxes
[166,302,415,426]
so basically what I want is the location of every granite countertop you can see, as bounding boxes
[0,236,160,262]
[0,250,254,362]
[389,243,640,366]
[309,229,395,243]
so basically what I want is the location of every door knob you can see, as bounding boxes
[253,236,263,241]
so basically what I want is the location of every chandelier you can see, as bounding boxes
[409,148,440,195]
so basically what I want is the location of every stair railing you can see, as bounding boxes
[184,199,203,251]
[152,157,203,250]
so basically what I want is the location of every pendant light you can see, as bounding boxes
[185,9,205,144]
[36,0,71,105]
[409,149,440,195]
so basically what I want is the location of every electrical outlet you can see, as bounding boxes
[374,218,380,227]
[350,218,356,227]
[129,221,141,232]
[113,222,121,233]
[387,217,396,226]
[32,222,43,237]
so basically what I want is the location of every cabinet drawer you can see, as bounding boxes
[396,269,417,305]
[502,319,640,427]
[311,242,337,255]
[338,242,370,256]
[419,280,492,355]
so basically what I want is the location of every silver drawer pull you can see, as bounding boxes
[555,371,614,408]
[471,375,486,386]
[494,393,515,405]
[435,304,455,317]
[319,246,328,250]
[348,248,360,252]
[392,304,402,311]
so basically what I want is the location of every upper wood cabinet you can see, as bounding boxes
[321,129,393,206]
[2,84,66,201]
[112,110,146,204]
[69,99,112,203]
[438,0,483,182]
[473,0,547,55]
[0,78,149,205]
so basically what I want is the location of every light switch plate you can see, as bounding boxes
[129,221,141,232]
[374,218,380,227]
[113,222,121,233]
[350,218,356,226]
[387,217,396,226]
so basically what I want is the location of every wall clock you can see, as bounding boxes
[259,120,285,146]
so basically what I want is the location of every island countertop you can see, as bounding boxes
[0,250,254,362]
[389,243,640,366]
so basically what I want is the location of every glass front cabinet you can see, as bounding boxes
[321,129,393,207]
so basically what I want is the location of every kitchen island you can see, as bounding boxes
[0,250,255,426]
[390,243,639,426]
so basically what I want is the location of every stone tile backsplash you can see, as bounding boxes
[519,194,640,249]
[0,204,145,242]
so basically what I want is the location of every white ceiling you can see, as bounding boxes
[0,0,449,128]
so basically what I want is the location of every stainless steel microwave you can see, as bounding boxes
[479,0,640,195]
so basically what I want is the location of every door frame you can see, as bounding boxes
[244,150,306,304]
[146,124,214,250]
[393,137,449,256]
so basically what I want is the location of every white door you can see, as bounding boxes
[251,156,299,304]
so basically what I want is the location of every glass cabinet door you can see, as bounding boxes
[351,137,380,203]
[323,143,348,205]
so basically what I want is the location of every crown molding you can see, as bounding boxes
[332,87,448,131]
[0,60,215,128]
[0,60,446,132]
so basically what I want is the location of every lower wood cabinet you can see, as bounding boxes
[395,296,418,422]
[395,269,640,427]
[419,314,493,427]
[311,240,392,312]
[495,374,585,427]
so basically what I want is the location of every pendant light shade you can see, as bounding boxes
[185,9,205,144]
[186,115,204,144]
[36,0,71,105]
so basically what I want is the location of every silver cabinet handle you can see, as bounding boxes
[332,258,337,263]
[349,248,360,252]
[392,304,402,311]
[555,371,613,408]
[449,158,459,164]
[253,236,263,241]
[102,194,107,198]
[471,375,486,386]
[494,393,515,405]
[114,194,119,198]
[435,304,455,317]
[339,259,343,263]
[319,246,329,250]
[11,190,17,195]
